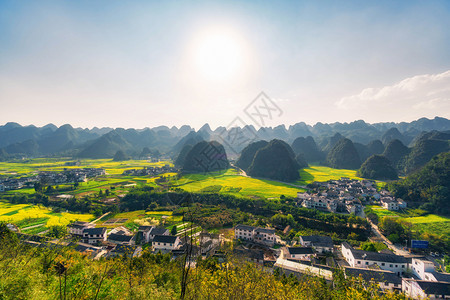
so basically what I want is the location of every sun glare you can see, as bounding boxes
[190,28,250,84]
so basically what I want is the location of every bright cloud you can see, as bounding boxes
[336,70,450,121]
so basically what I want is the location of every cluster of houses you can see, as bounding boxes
[234,224,449,299]
[122,165,176,176]
[297,178,407,213]
[62,221,221,259]
[0,168,105,191]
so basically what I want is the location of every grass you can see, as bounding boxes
[173,169,303,198]
[367,205,450,238]
[297,165,363,185]
[98,210,182,230]
[0,158,173,177]
[0,201,94,228]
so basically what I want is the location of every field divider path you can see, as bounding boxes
[90,212,110,224]
[21,223,46,231]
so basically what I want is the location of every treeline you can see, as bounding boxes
[0,223,408,300]
[121,188,370,241]
[387,152,450,216]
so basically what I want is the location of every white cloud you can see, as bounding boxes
[335,70,450,121]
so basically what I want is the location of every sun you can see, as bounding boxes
[190,28,249,83]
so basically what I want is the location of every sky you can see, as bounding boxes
[1,0,450,130]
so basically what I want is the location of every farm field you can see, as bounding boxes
[367,205,450,238]
[0,158,173,176]
[0,201,94,229]
[97,210,183,231]
[174,169,303,198]
[297,165,363,185]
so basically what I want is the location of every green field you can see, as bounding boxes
[0,158,173,176]
[297,165,363,185]
[173,169,303,198]
[98,210,183,231]
[0,201,94,228]
[367,205,450,238]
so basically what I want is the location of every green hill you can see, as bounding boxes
[358,155,398,180]
[404,135,449,173]
[235,140,268,171]
[383,139,410,169]
[181,140,230,173]
[326,138,361,169]
[291,136,323,162]
[247,139,300,181]
[388,152,450,216]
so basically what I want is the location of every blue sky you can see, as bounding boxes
[1,0,450,129]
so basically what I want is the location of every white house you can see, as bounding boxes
[67,221,94,237]
[82,227,107,245]
[138,226,169,243]
[282,247,314,261]
[402,278,450,299]
[345,267,402,291]
[299,235,334,253]
[0,184,4,192]
[381,197,399,211]
[397,198,407,209]
[234,224,276,246]
[411,258,450,283]
[341,242,408,276]
[152,235,181,252]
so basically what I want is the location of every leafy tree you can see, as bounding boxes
[170,225,177,236]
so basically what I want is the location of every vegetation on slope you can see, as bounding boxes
[326,138,361,169]
[235,140,268,171]
[181,141,230,173]
[247,139,301,181]
[358,155,398,180]
[388,152,450,216]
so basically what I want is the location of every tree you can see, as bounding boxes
[171,225,177,236]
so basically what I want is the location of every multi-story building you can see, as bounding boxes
[235,224,277,246]
[299,235,334,253]
[341,242,408,276]
[82,227,107,245]
[67,221,94,237]
[152,235,181,252]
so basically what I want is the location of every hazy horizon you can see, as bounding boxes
[1,1,450,129]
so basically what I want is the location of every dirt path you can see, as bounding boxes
[90,212,110,224]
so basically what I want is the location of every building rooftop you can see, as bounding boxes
[287,247,314,255]
[415,280,450,296]
[83,227,106,235]
[235,224,255,231]
[153,235,178,244]
[301,235,333,248]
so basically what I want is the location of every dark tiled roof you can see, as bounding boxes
[83,227,106,235]
[416,281,450,296]
[345,267,401,285]
[138,226,153,232]
[153,235,178,243]
[255,227,275,234]
[149,227,169,236]
[68,221,92,229]
[301,235,333,247]
[351,249,407,264]
[288,247,314,255]
[431,272,450,283]
[108,233,133,243]
[235,224,255,231]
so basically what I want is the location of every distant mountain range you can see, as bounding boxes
[1,117,449,170]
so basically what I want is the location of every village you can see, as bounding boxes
[0,168,106,191]
[298,177,407,215]
[5,177,447,299]
[122,165,177,176]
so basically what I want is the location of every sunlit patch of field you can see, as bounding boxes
[0,158,173,176]
[297,165,363,185]
[0,201,93,227]
[174,169,303,198]
[98,210,182,231]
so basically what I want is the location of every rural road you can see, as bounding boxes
[367,218,410,256]
[90,212,110,224]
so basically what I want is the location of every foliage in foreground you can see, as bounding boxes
[0,223,409,300]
